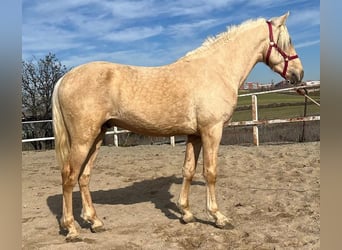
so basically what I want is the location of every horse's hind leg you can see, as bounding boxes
[201,123,233,229]
[61,123,105,240]
[61,142,93,240]
[177,135,202,223]
[78,129,106,233]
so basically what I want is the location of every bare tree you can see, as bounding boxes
[22,53,69,150]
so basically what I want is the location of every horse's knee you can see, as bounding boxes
[78,173,90,187]
[183,168,195,181]
[203,168,217,183]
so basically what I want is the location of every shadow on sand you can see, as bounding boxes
[46,175,207,234]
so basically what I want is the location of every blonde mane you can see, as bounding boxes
[181,17,291,59]
[277,24,292,50]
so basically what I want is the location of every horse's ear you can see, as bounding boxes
[271,12,290,27]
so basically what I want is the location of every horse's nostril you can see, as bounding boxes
[290,70,303,84]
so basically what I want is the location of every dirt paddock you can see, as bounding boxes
[22,142,320,249]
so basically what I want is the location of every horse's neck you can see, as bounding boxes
[192,24,266,91]
[222,27,266,88]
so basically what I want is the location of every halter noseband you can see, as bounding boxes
[265,20,298,79]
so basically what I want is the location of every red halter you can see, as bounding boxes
[265,20,299,79]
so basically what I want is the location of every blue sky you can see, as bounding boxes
[22,0,320,83]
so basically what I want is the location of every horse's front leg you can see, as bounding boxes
[177,135,202,223]
[201,123,233,229]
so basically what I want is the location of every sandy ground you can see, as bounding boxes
[22,142,320,249]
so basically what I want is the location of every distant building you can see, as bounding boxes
[240,80,320,91]
[240,82,260,90]
[258,83,273,91]
[305,80,320,85]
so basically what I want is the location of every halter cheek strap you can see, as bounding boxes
[265,20,298,79]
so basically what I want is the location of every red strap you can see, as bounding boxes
[265,21,275,65]
[266,21,274,42]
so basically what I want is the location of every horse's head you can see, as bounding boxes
[264,12,304,84]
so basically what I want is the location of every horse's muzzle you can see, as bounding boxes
[289,69,304,85]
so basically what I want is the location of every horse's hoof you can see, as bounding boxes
[215,220,234,230]
[91,225,106,233]
[65,233,82,242]
[180,214,197,224]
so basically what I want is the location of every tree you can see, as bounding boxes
[22,53,69,150]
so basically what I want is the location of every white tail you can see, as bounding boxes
[52,77,70,168]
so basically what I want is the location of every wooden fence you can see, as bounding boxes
[22,83,320,147]
[228,83,320,146]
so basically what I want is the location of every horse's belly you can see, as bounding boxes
[111,110,197,136]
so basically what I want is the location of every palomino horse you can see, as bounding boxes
[52,12,303,240]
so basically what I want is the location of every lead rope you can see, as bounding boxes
[303,94,320,107]
[296,88,320,107]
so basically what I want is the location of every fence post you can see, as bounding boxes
[113,126,119,147]
[252,95,259,146]
[300,95,308,142]
[170,136,175,147]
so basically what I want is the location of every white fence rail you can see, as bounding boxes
[22,84,320,147]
